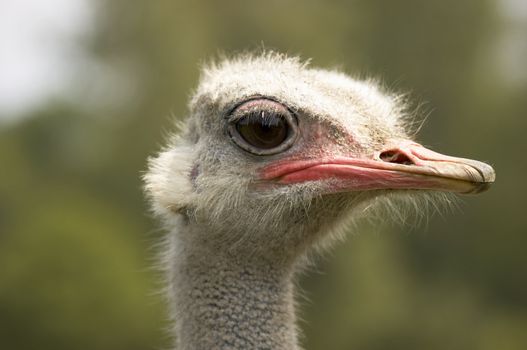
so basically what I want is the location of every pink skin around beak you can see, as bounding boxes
[260,140,495,194]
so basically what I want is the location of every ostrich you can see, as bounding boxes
[144,52,495,350]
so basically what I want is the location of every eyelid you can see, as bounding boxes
[227,97,291,119]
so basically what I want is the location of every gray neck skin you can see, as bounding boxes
[168,231,300,350]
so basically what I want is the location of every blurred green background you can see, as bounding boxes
[1,0,526,349]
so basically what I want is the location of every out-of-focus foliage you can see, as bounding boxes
[1,0,526,349]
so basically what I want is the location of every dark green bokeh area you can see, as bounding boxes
[1,0,526,349]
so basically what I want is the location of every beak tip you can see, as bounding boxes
[466,162,495,194]
[476,162,496,184]
[466,181,493,194]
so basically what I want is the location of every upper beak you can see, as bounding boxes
[260,140,495,194]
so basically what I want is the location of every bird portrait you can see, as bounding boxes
[144,52,495,350]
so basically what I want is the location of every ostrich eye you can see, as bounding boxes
[228,98,298,155]
[236,112,287,149]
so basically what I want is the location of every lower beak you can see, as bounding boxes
[261,141,495,194]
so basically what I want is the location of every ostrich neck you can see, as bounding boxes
[168,229,300,350]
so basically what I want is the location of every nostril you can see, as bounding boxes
[379,150,414,165]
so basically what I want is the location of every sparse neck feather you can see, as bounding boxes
[168,225,300,350]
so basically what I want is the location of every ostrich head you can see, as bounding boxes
[144,53,495,265]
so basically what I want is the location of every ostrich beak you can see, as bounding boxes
[260,141,495,194]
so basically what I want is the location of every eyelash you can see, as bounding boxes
[237,110,285,127]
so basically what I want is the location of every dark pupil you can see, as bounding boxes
[236,113,288,149]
